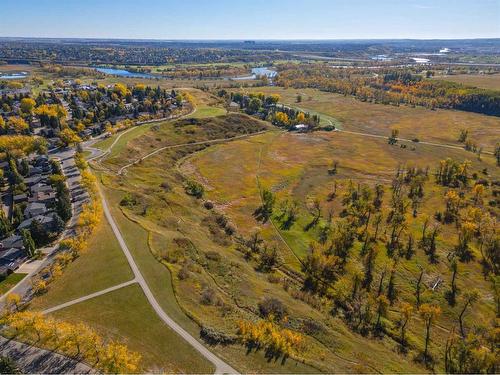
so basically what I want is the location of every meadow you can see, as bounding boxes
[236,86,500,153]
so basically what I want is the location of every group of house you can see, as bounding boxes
[0,155,59,275]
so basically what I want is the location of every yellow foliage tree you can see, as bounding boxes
[7,117,29,134]
[59,128,82,147]
[20,98,36,115]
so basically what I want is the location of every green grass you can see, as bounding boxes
[50,283,214,373]
[28,216,134,310]
[0,273,27,295]
[188,105,227,119]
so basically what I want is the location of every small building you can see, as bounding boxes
[24,175,45,187]
[294,124,309,132]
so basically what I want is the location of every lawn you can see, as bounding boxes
[28,214,134,310]
[50,283,215,373]
[0,273,27,296]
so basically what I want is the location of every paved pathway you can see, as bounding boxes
[96,185,237,374]
[42,279,137,314]
[0,336,94,374]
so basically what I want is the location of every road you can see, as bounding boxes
[0,336,94,374]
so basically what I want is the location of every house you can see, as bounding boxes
[24,175,45,187]
[30,183,54,195]
[29,191,57,204]
[24,202,48,218]
[13,193,28,204]
[294,124,309,132]
[0,234,24,250]
[28,166,44,177]
[0,248,28,275]
[18,214,54,231]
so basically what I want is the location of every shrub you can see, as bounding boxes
[203,200,214,210]
[160,181,171,191]
[258,297,288,320]
[177,265,190,280]
[200,287,220,305]
[184,180,204,198]
[120,193,137,207]
[205,251,221,261]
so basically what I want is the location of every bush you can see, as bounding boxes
[184,180,204,198]
[200,326,237,345]
[120,193,137,207]
[258,297,287,320]
[200,287,220,305]
[160,181,171,191]
[205,251,221,261]
[203,200,214,210]
[177,265,190,280]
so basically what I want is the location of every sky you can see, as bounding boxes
[0,0,499,40]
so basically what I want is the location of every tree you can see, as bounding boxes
[248,97,262,114]
[58,128,82,147]
[7,117,28,134]
[258,297,287,321]
[458,289,479,338]
[20,98,36,115]
[5,293,21,312]
[375,295,389,332]
[419,304,441,362]
[445,259,459,306]
[254,189,275,222]
[398,302,413,350]
[21,229,36,258]
[296,112,306,123]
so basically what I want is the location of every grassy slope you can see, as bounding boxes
[28,214,133,310]
[185,128,498,372]
[98,115,441,373]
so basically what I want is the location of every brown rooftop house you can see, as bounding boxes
[29,191,57,203]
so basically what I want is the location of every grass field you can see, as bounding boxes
[178,120,497,372]
[236,86,500,153]
[28,215,133,310]
[433,73,500,90]
[0,273,27,296]
[51,283,215,373]
[94,110,500,372]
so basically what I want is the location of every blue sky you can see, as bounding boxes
[0,0,498,39]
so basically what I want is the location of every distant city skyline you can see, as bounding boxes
[1,0,499,40]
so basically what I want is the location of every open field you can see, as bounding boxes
[0,273,27,295]
[92,109,500,372]
[180,126,498,372]
[51,283,215,373]
[237,86,500,153]
[433,73,500,90]
[28,215,133,310]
